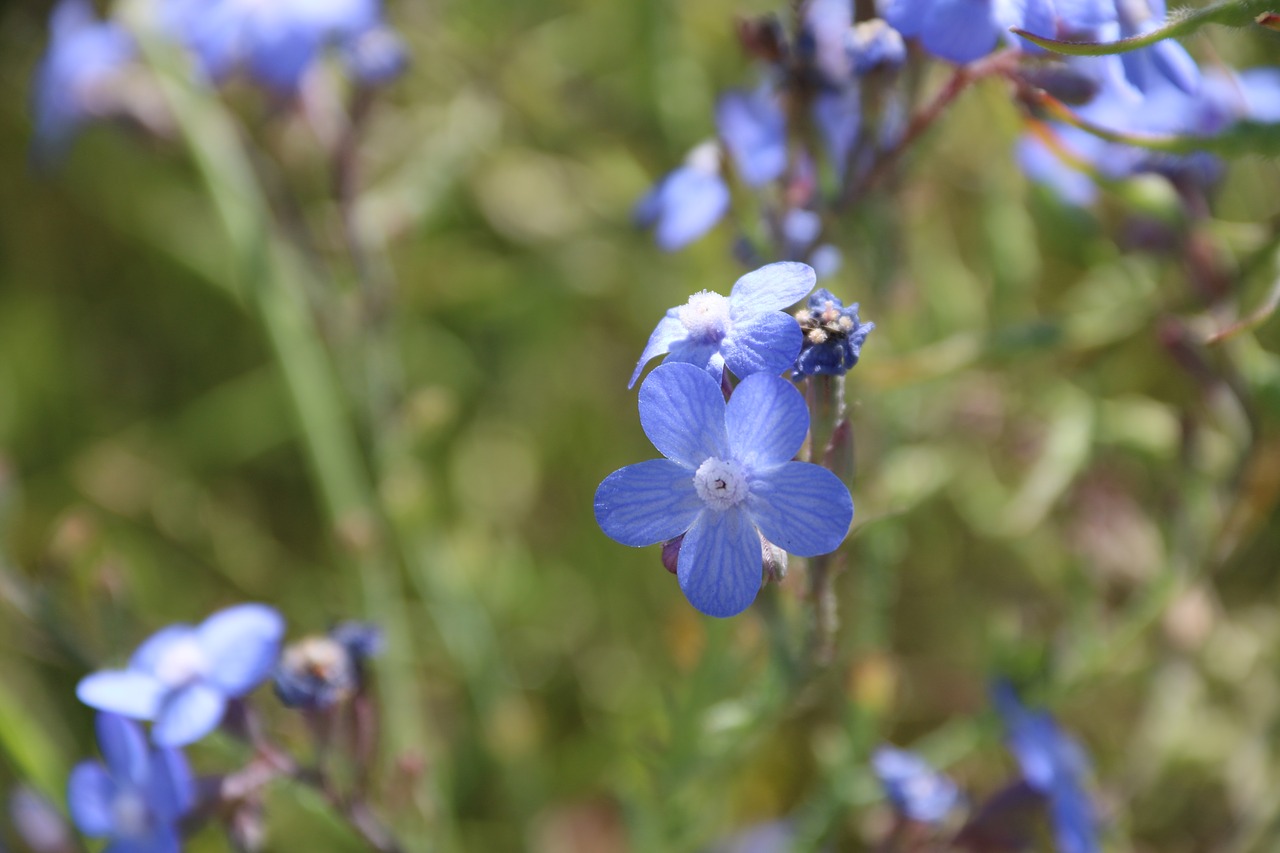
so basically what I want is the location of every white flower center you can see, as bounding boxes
[111,789,150,837]
[154,638,209,688]
[685,140,722,174]
[694,457,749,510]
[678,291,732,343]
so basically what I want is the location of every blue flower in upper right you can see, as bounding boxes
[793,288,875,378]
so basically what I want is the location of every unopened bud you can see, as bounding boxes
[761,538,788,583]
[661,534,684,574]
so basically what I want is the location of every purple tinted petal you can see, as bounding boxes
[728,262,817,318]
[716,90,787,187]
[95,713,149,787]
[1000,0,1055,46]
[677,509,762,617]
[1150,39,1200,95]
[77,672,166,720]
[1052,0,1116,30]
[152,683,226,747]
[638,363,728,468]
[198,603,284,696]
[721,311,803,380]
[147,748,194,823]
[873,746,960,823]
[595,460,702,547]
[129,625,198,675]
[746,462,852,557]
[67,761,115,836]
[921,0,998,64]
[725,373,809,468]
[812,89,861,176]
[880,0,931,37]
[630,312,686,389]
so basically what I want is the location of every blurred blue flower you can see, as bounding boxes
[67,713,193,853]
[716,88,788,187]
[274,621,383,710]
[31,0,133,152]
[882,0,1055,65]
[635,142,731,252]
[793,288,874,378]
[1114,0,1199,95]
[77,603,285,746]
[994,683,1099,853]
[800,0,854,83]
[162,0,402,93]
[629,262,816,388]
[872,745,961,824]
[596,362,853,617]
[848,19,907,75]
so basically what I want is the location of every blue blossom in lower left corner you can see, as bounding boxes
[596,362,853,617]
[77,603,285,747]
[67,713,193,853]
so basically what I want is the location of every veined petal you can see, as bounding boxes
[198,603,284,696]
[595,460,701,547]
[725,373,809,467]
[677,508,763,617]
[77,672,166,720]
[721,311,803,381]
[67,761,116,836]
[746,462,852,557]
[152,683,226,747]
[129,625,198,674]
[96,713,149,787]
[921,0,998,64]
[728,262,816,318]
[638,363,728,468]
[629,312,686,389]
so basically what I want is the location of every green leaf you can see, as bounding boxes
[1012,0,1276,55]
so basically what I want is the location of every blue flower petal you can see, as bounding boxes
[595,460,702,547]
[1150,39,1200,95]
[629,312,686,389]
[1051,0,1116,30]
[129,625,198,674]
[677,508,762,617]
[872,746,960,824]
[96,713,149,787]
[66,761,116,836]
[152,683,227,747]
[746,462,852,557]
[721,311,803,381]
[880,0,931,37]
[725,373,809,468]
[716,90,787,187]
[921,0,998,64]
[147,749,194,823]
[728,261,817,318]
[198,603,285,696]
[813,89,861,176]
[638,363,728,468]
[77,672,166,720]
[640,166,730,252]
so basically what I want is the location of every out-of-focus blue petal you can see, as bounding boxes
[595,460,702,547]
[1149,39,1200,95]
[129,626,198,674]
[629,313,685,389]
[810,245,843,278]
[812,88,861,175]
[997,0,1055,46]
[848,19,907,74]
[77,672,166,720]
[1052,0,1116,30]
[729,261,817,317]
[881,0,933,38]
[96,714,149,788]
[725,373,809,468]
[721,311,803,380]
[1238,68,1280,122]
[198,603,284,696]
[639,165,731,252]
[152,683,226,747]
[872,746,961,823]
[638,363,728,468]
[146,749,194,824]
[343,25,409,84]
[1016,134,1097,206]
[922,0,998,64]
[746,463,852,557]
[67,761,116,836]
[677,508,762,618]
[716,89,787,187]
[804,0,854,81]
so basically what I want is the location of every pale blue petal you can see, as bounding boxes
[716,90,787,187]
[1150,39,1200,95]
[106,828,180,853]
[129,625,197,674]
[638,363,728,468]
[922,0,998,64]
[721,311,803,380]
[595,460,702,547]
[198,603,284,696]
[77,672,166,720]
[677,509,762,618]
[663,339,723,381]
[96,713,149,787]
[746,462,852,557]
[1016,135,1097,207]
[629,312,686,389]
[1241,69,1280,122]
[725,374,809,467]
[813,89,861,176]
[642,167,730,252]
[67,761,115,836]
[880,0,931,37]
[152,683,226,747]
[148,748,194,823]
[1052,0,1116,30]
[728,262,817,318]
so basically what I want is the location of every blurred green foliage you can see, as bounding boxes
[1,0,1280,851]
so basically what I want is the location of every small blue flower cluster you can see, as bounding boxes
[872,684,1100,853]
[595,262,871,618]
[67,604,382,851]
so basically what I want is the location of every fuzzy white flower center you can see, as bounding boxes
[111,789,150,837]
[154,638,209,688]
[694,457,749,510]
[678,291,732,343]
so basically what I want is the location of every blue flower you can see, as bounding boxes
[883,0,1055,65]
[848,20,907,76]
[872,746,961,824]
[1114,0,1199,95]
[67,713,193,853]
[793,288,875,377]
[716,88,788,187]
[994,683,1100,853]
[630,262,816,388]
[274,621,383,710]
[635,142,731,252]
[77,604,285,747]
[31,0,133,153]
[596,362,853,617]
